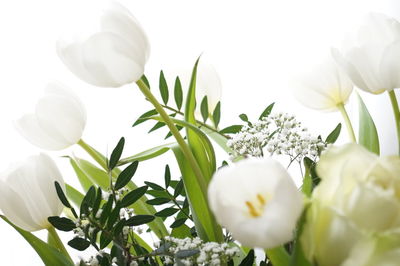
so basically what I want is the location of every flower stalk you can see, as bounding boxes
[388,90,400,154]
[47,226,73,263]
[337,103,356,142]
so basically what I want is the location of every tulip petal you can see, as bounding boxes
[35,94,85,145]
[0,179,43,231]
[101,2,150,62]
[81,32,144,87]
[379,41,400,90]
[14,114,70,150]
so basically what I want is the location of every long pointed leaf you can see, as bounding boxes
[357,93,380,155]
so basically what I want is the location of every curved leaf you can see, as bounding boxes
[357,93,380,155]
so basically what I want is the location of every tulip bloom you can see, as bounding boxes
[302,144,400,266]
[208,158,303,249]
[15,83,86,150]
[293,57,353,111]
[332,13,400,94]
[57,2,150,88]
[0,154,65,231]
[195,63,222,115]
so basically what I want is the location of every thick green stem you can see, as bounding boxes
[265,246,290,266]
[47,226,73,263]
[337,103,356,142]
[136,79,208,198]
[389,90,400,155]
[77,139,107,170]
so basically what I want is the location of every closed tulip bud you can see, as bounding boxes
[0,154,65,231]
[293,57,353,111]
[57,2,150,88]
[208,158,303,249]
[332,13,400,94]
[15,83,86,150]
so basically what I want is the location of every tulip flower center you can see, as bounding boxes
[245,194,267,218]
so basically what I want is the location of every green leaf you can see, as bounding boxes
[357,93,380,154]
[155,208,179,217]
[174,76,183,110]
[200,96,209,122]
[69,158,92,192]
[1,215,74,266]
[239,249,254,266]
[48,217,76,232]
[159,70,169,104]
[171,224,192,238]
[68,238,91,251]
[302,157,313,197]
[100,231,113,249]
[132,109,158,127]
[109,137,125,170]
[80,186,96,217]
[144,181,164,191]
[72,158,109,190]
[115,161,139,190]
[174,180,184,198]
[55,181,72,209]
[212,102,221,128]
[259,102,275,119]
[146,198,171,205]
[118,143,172,166]
[266,246,290,266]
[170,218,187,228]
[141,74,151,89]
[325,123,341,144]
[164,165,171,188]
[239,113,249,123]
[92,187,103,217]
[125,215,155,226]
[65,184,84,208]
[219,125,243,134]
[175,249,200,259]
[146,189,170,198]
[289,209,313,266]
[120,186,148,208]
[148,121,166,133]
[107,203,121,229]
[100,196,114,225]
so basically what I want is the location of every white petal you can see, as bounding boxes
[81,32,144,87]
[195,63,222,113]
[0,179,43,231]
[379,41,400,90]
[14,114,69,150]
[35,94,85,145]
[101,2,150,62]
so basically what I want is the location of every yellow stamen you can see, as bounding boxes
[246,201,261,217]
[257,194,266,205]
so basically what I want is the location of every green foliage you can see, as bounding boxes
[219,125,243,134]
[109,137,125,170]
[200,96,209,122]
[259,102,275,119]
[48,217,76,232]
[159,70,169,104]
[239,249,255,266]
[357,93,380,155]
[114,161,139,190]
[213,101,221,128]
[174,76,183,110]
[325,123,341,144]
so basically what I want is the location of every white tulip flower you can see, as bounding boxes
[0,154,65,231]
[195,62,222,115]
[302,143,400,266]
[293,57,353,111]
[15,82,86,151]
[208,158,303,249]
[332,13,400,94]
[57,2,150,88]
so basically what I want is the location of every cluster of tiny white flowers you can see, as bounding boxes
[156,236,239,265]
[227,112,326,162]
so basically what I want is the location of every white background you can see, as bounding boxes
[0,0,399,264]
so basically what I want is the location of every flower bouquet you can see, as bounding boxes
[1,2,400,266]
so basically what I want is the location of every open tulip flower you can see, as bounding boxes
[208,157,303,249]
[332,13,400,94]
[0,154,65,231]
[293,57,353,111]
[57,2,150,88]
[15,82,86,150]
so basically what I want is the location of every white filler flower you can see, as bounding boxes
[0,154,65,231]
[57,2,150,88]
[15,82,86,150]
[333,13,400,94]
[208,157,303,249]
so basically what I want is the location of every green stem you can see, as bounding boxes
[265,246,290,266]
[47,226,73,263]
[136,79,208,199]
[389,90,400,154]
[77,139,107,169]
[337,103,356,142]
